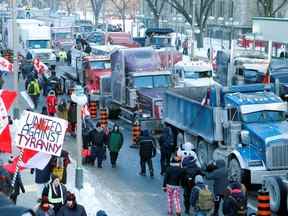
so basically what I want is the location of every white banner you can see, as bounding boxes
[16,111,68,156]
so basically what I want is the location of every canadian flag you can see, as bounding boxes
[81,104,90,118]
[263,64,271,84]
[3,149,52,173]
[0,90,17,153]
[0,57,13,73]
[33,58,48,74]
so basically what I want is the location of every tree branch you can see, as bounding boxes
[272,0,288,16]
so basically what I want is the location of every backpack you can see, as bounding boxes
[196,186,214,211]
[182,155,197,168]
[228,189,247,216]
[28,82,35,94]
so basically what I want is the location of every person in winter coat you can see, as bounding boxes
[108,124,123,168]
[42,175,67,214]
[204,159,228,216]
[46,90,58,116]
[60,150,71,185]
[68,101,77,136]
[21,59,34,80]
[57,192,87,216]
[9,172,25,204]
[190,175,213,216]
[222,179,247,216]
[96,210,108,216]
[159,127,173,175]
[138,130,156,177]
[35,195,55,216]
[182,38,188,55]
[27,77,41,109]
[162,157,185,216]
[90,122,105,168]
[177,142,200,168]
[57,99,68,120]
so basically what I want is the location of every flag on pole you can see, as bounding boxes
[0,57,13,73]
[263,63,271,84]
[33,58,48,74]
[81,104,90,118]
[0,90,17,153]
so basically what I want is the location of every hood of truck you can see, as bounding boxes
[86,69,111,93]
[245,121,288,143]
[181,78,216,87]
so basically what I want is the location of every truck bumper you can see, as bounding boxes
[251,169,288,184]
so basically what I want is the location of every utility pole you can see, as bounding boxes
[190,0,195,59]
[12,0,19,119]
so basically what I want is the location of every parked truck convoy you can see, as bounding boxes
[110,47,173,126]
[51,27,73,52]
[164,83,288,214]
[4,19,56,66]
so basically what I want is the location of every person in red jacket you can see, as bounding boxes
[46,90,58,116]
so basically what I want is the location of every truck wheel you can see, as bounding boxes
[265,176,287,214]
[228,158,242,182]
[197,141,209,167]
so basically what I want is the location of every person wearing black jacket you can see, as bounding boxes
[162,158,185,216]
[10,173,25,204]
[138,130,156,177]
[90,122,105,168]
[159,127,173,175]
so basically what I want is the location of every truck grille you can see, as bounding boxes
[266,140,288,170]
[37,53,50,60]
[101,76,111,95]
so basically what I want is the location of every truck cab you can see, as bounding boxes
[51,27,73,51]
[82,55,112,99]
[172,59,216,87]
[145,28,174,49]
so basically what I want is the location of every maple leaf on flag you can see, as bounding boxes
[0,90,17,153]
[34,118,50,132]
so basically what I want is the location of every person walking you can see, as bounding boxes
[138,130,156,177]
[58,49,67,64]
[190,175,214,216]
[21,59,34,80]
[159,127,173,175]
[68,101,77,137]
[46,90,58,116]
[42,175,67,214]
[27,77,41,109]
[90,122,105,168]
[108,124,123,168]
[9,172,25,204]
[162,157,185,216]
[57,99,68,120]
[182,38,188,55]
[57,192,87,216]
[35,195,55,216]
[204,159,228,216]
[222,177,247,216]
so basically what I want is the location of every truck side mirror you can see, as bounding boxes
[241,130,250,146]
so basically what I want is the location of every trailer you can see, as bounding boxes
[164,84,288,214]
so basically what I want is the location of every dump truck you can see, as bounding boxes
[164,84,288,214]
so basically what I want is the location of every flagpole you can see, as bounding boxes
[11,148,24,187]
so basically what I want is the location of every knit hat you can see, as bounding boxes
[67,192,76,201]
[194,175,204,184]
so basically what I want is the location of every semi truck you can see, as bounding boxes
[51,27,73,51]
[110,47,173,126]
[164,84,288,214]
[4,19,56,66]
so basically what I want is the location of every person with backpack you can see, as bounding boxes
[222,178,247,216]
[108,124,123,168]
[177,142,200,168]
[204,159,228,216]
[190,175,214,216]
[138,129,157,177]
[46,90,58,116]
[181,154,202,214]
[27,77,41,109]
[162,157,185,216]
[159,127,173,175]
[90,122,105,168]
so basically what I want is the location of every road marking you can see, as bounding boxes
[24,184,38,193]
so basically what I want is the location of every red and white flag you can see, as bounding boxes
[0,57,13,73]
[0,90,17,153]
[33,58,48,74]
[3,149,52,173]
[81,104,90,118]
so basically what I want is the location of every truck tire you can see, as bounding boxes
[228,158,242,182]
[265,176,287,214]
[197,141,209,167]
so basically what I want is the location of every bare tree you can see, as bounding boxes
[168,0,215,48]
[110,0,131,32]
[257,0,288,17]
[144,0,166,27]
[62,0,74,15]
[90,0,105,25]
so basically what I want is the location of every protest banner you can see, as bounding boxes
[15,111,68,156]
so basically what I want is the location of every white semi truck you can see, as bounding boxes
[4,19,56,66]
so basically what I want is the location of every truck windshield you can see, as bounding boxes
[133,75,171,89]
[90,61,111,70]
[28,40,50,49]
[242,111,285,123]
[184,70,212,79]
[53,32,72,40]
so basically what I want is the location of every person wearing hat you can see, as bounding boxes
[162,157,185,216]
[57,191,87,216]
[108,124,123,168]
[46,90,58,116]
[21,59,34,80]
[34,195,55,216]
[42,175,67,214]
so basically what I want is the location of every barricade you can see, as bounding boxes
[256,188,271,216]
[89,101,97,119]
[100,108,108,128]
[130,120,141,148]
